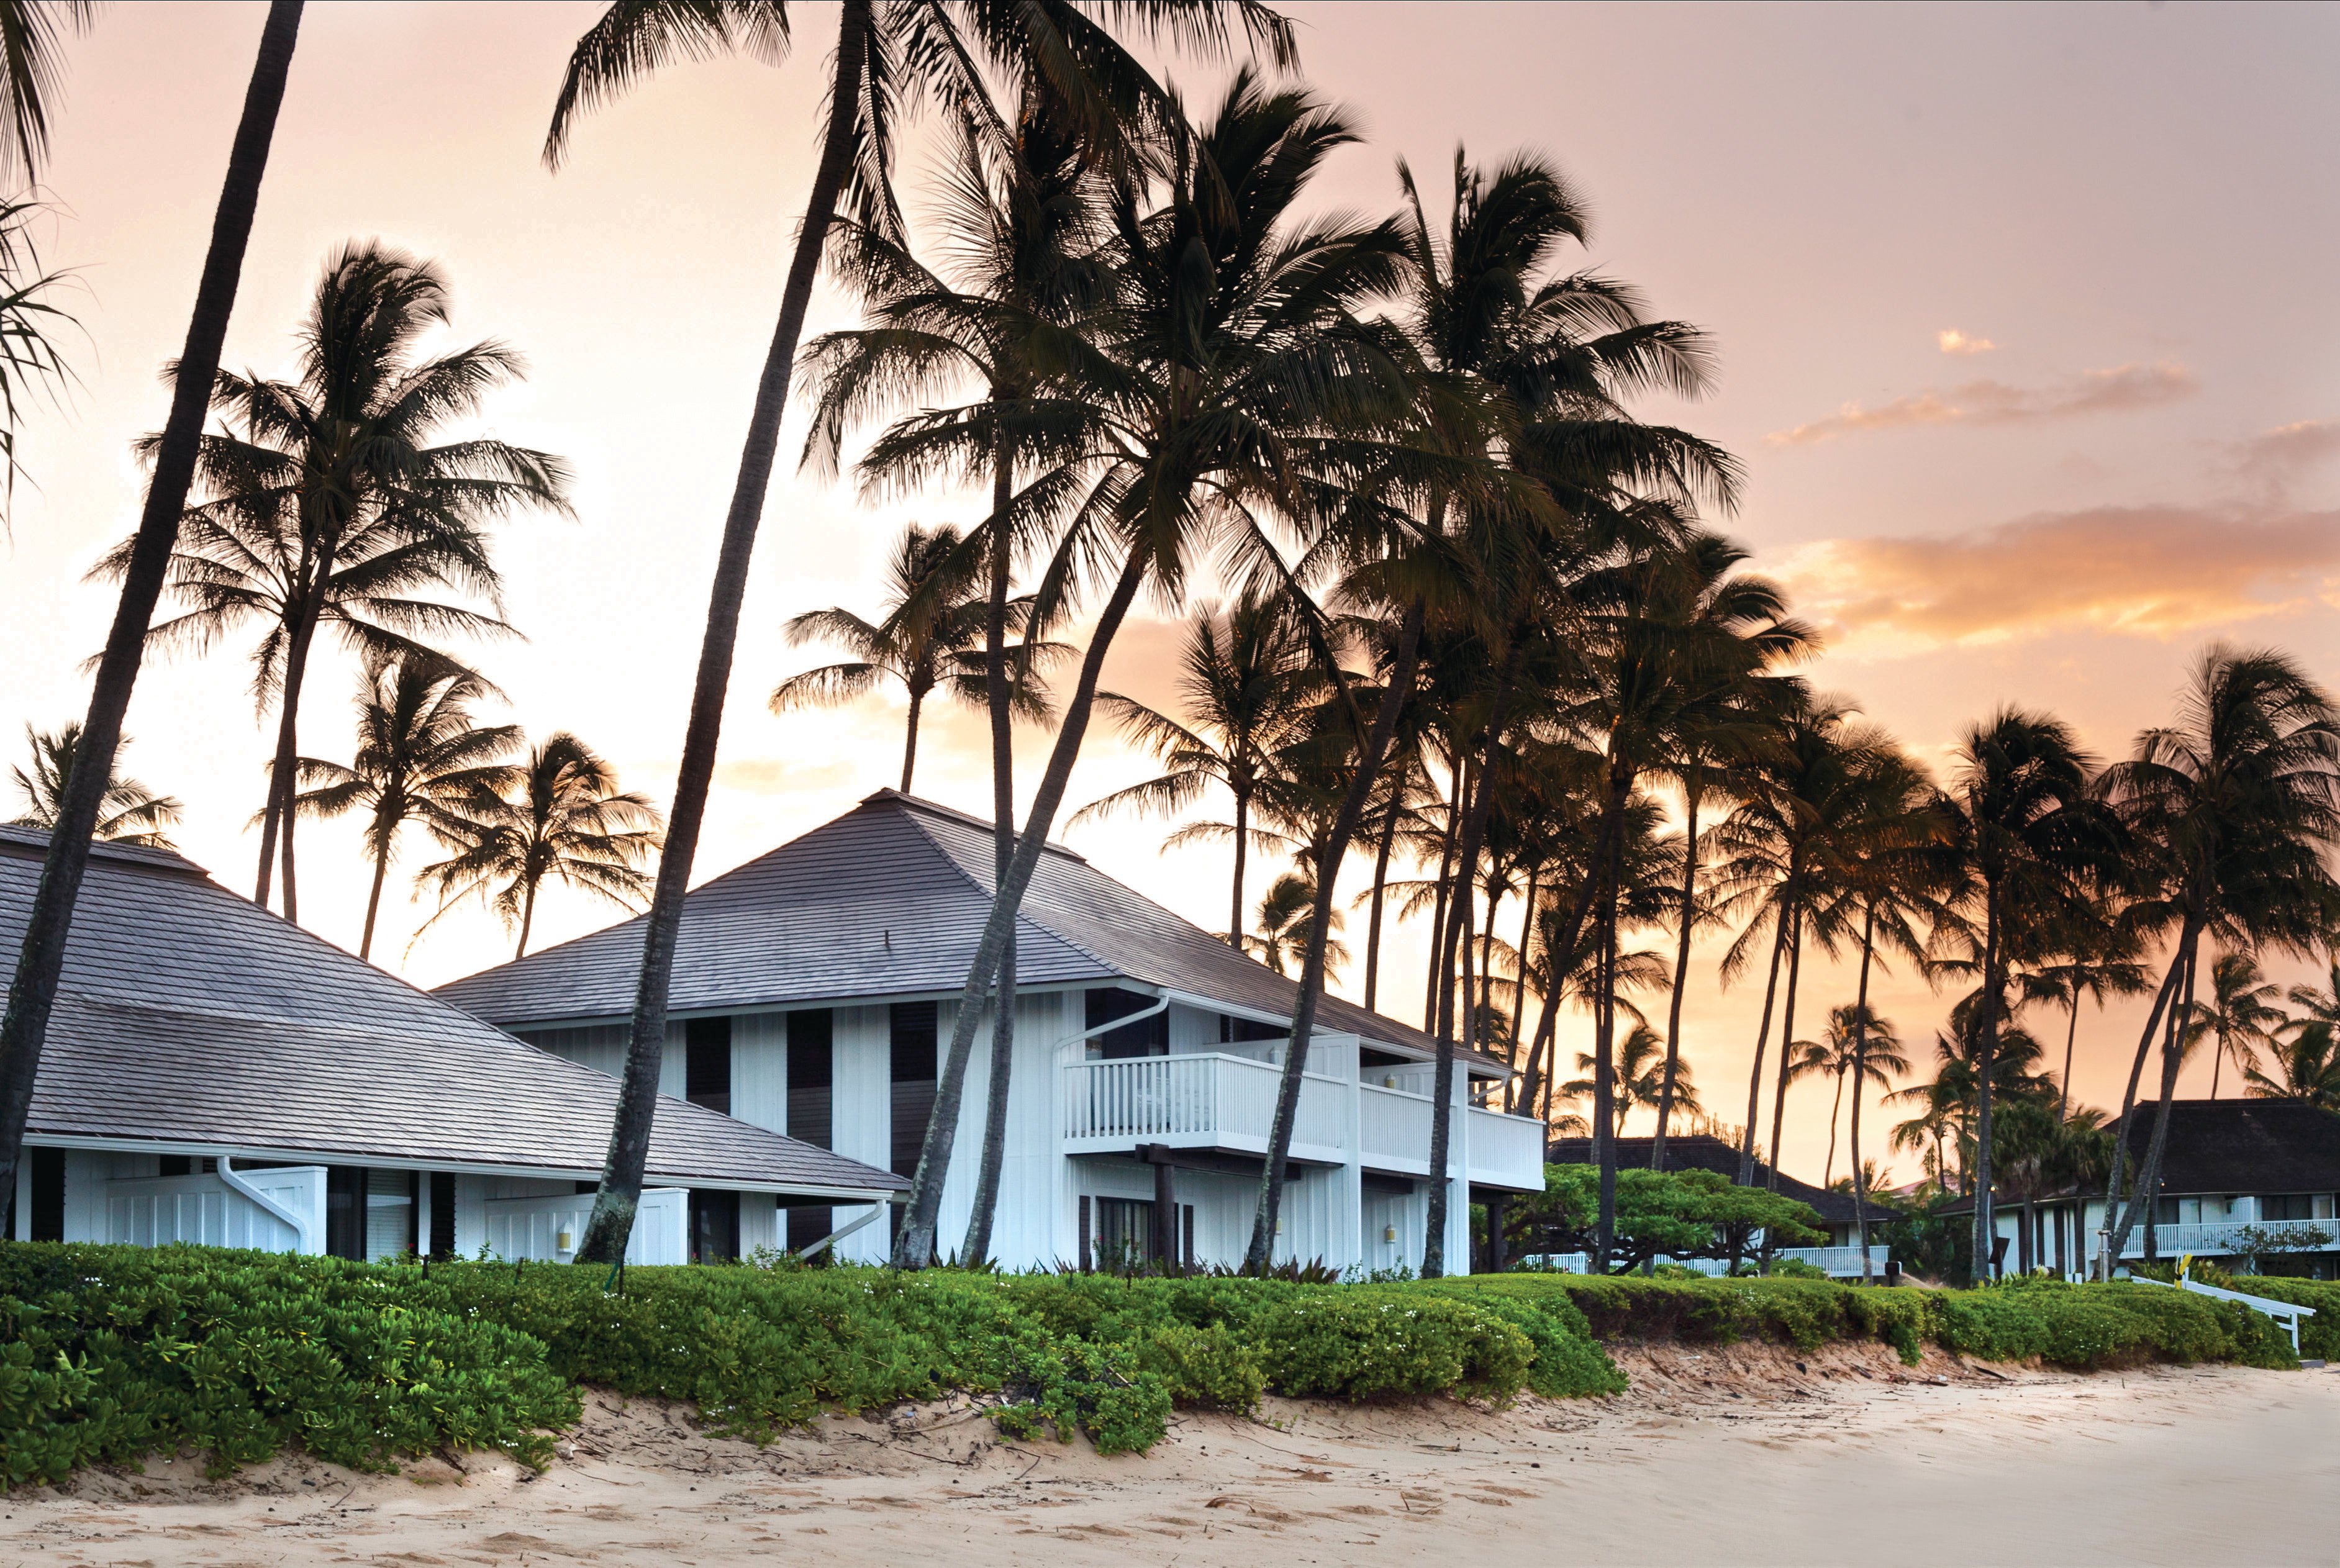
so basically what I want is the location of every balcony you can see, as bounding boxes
[1059,1051,1546,1190]
[2115,1218,2339,1259]
[1522,1244,1893,1279]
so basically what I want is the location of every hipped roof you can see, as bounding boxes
[438,791,1488,1070]
[0,828,902,1196]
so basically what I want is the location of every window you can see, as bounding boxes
[366,1168,416,1262]
[1221,1013,1285,1045]
[685,1016,733,1115]
[2261,1194,2335,1223]
[787,1009,835,1254]
[325,1167,366,1260]
[1087,989,1166,1059]
[890,1003,940,1247]
[689,1189,740,1262]
[1093,1197,1153,1268]
[429,1172,457,1259]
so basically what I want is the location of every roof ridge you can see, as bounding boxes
[887,798,1125,980]
[866,788,1087,862]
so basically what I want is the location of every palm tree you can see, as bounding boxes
[1788,1005,1910,1188]
[1933,707,2115,1277]
[289,652,519,960]
[2183,950,2285,1100]
[98,242,567,923]
[0,1,96,186]
[1562,1022,1698,1136]
[553,0,1295,1272]
[2247,1020,2340,1112]
[2097,646,2340,1265]
[771,521,1055,794]
[1243,870,1349,977]
[10,723,181,846]
[1073,588,1322,944]
[2022,918,2151,1120]
[0,2,95,526]
[900,73,1407,1271]
[419,733,661,962]
[0,0,302,1229]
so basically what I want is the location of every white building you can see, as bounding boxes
[0,827,902,1263]
[436,791,1549,1273]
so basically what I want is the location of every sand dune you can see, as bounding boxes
[5,1343,2334,1566]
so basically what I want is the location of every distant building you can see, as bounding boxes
[1546,1134,1898,1278]
[1951,1100,2340,1280]
[0,826,902,1264]
[437,790,1549,1273]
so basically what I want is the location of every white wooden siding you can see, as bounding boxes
[731,1011,788,1131]
[101,1166,325,1254]
[483,1185,687,1265]
[829,1004,892,1263]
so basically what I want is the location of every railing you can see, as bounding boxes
[1512,1244,1891,1279]
[1359,1082,1432,1169]
[1466,1106,1548,1188]
[2116,1219,2339,1258]
[1061,1053,1347,1157]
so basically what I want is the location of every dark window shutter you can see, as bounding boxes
[429,1172,457,1259]
[685,1016,733,1115]
[29,1147,64,1242]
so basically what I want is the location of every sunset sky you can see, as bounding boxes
[5,1,2336,1185]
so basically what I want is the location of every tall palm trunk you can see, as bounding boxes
[1591,844,1621,1269]
[900,683,924,793]
[0,0,302,1224]
[1521,799,1623,1107]
[1823,1066,1845,1188]
[359,830,391,960]
[1423,643,1523,1279]
[1736,881,1795,1185]
[1505,864,1536,1094]
[1361,795,1399,1012]
[1969,889,2004,1277]
[1850,900,1879,1283]
[1421,759,1462,1031]
[1228,784,1249,946]
[1764,910,1805,1194]
[2098,947,2185,1273]
[578,0,871,1266]
[894,543,1153,1267]
[1650,785,1700,1167]
[2058,991,2080,1120]
[960,445,1018,1266]
[2109,934,2200,1263]
[255,566,333,919]
[515,878,539,961]
[1245,603,1424,1272]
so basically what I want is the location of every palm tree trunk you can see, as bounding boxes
[900,684,923,794]
[2059,992,2080,1121]
[1737,889,1794,1185]
[959,443,1018,1266]
[1970,890,2003,1278]
[2099,947,2186,1273]
[359,839,389,961]
[1521,797,1623,1104]
[1592,846,1620,1269]
[1228,785,1248,948]
[1823,1065,1845,1188]
[1850,900,1879,1284]
[577,0,871,1267]
[1765,910,1806,1194]
[0,0,302,1225]
[2110,934,2200,1264]
[1245,602,1424,1273]
[515,879,539,961]
[1475,868,1502,1051]
[1651,785,1700,1169]
[1361,789,1399,1012]
[1423,641,1524,1279]
[256,576,327,917]
[1421,758,1462,1032]
[1506,864,1536,1095]
[894,543,1153,1268]
[2209,1033,2222,1100]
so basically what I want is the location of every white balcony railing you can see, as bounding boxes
[1060,1054,1548,1192]
[1061,1053,1348,1159]
[2116,1218,2339,1258]
[1516,1244,1892,1279]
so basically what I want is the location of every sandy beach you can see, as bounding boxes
[4,1344,2334,1567]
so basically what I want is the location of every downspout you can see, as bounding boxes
[219,1154,315,1255]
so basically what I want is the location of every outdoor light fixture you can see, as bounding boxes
[557,1228,576,1252]
[1384,1225,1397,1243]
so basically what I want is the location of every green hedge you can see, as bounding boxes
[2179,1276,2340,1361]
[2,1243,2310,1495]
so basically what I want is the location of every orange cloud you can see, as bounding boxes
[1767,362,2197,446]
[1937,328,1996,355]
[1780,504,2340,652]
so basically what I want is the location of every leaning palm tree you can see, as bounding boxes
[771,521,1055,793]
[290,651,519,959]
[419,732,661,961]
[1072,587,1323,944]
[552,0,1295,1271]
[10,722,180,846]
[0,0,301,1229]
[96,242,568,923]
[2182,950,2285,1100]
[2097,646,2340,1264]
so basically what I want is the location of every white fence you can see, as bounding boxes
[483,1186,688,1266]
[1518,1244,1892,1279]
[2116,1219,2339,1259]
[105,1166,324,1254]
[1358,1082,1432,1169]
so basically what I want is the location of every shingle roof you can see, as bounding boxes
[0,827,902,1195]
[437,791,1482,1067]
[1945,1100,2340,1208]
[1547,1134,1897,1225]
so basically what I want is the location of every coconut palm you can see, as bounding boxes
[2021,917,2151,1120]
[0,1,96,186]
[1787,1005,1911,1189]
[2097,646,2340,1265]
[0,0,301,1229]
[289,651,519,960]
[10,723,181,847]
[899,73,1412,1270]
[554,0,1295,1271]
[1243,870,1349,977]
[2182,950,2286,1100]
[0,2,96,525]
[1931,707,2116,1276]
[771,521,1056,793]
[96,243,567,923]
[1074,588,1323,944]
[1562,1022,1698,1136]
[419,732,660,962]
[2247,1023,2340,1112]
